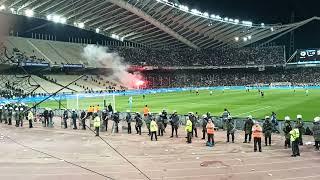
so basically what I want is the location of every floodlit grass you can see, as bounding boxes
[35,89,320,121]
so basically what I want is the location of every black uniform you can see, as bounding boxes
[112,112,120,133]
[63,110,68,129]
[43,109,49,127]
[3,108,8,124]
[102,110,108,131]
[157,115,165,136]
[263,119,273,146]
[0,108,3,123]
[189,114,198,138]
[71,111,78,129]
[170,113,180,138]
[48,110,54,127]
[244,118,254,143]
[8,108,13,125]
[18,110,24,127]
[126,112,132,134]
[283,121,292,148]
[107,104,113,114]
[80,111,86,130]
[226,118,235,143]
[135,114,143,135]
[296,119,304,145]
[202,117,208,139]
[161,111,168,132]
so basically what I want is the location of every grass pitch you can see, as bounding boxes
[35,89,319,121]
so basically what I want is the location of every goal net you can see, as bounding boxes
[66,93,116,111]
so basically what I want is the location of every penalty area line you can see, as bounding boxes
[234,106,271,117]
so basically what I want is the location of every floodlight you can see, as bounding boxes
[179,5,189,11]
[0,5,5,10]
[224,17,229,21]
[203,12,209,17]
[60,17,66,24]
[78,22,84,28]
[210,14,216,18]
[46,14,52,20]
[242,21,253,27]
[271,27,274,31]
[235,37,239,41]
[261,23,265,27]
[25,9,34,17]
[229,18,234,22]
[243,37,248,42]
[53,15,60,23]
[95,28,100,33]
[248,35,252,40]
[234,19,239,24]
[191,9,201,15]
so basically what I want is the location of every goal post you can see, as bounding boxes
[66,93,116,110]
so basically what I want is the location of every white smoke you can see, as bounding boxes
[81,45,143,88]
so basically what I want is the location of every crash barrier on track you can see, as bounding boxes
[2,85,320,105]
[21,107,316,133]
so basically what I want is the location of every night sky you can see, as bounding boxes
[179,0,320,49]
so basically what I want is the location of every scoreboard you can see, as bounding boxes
[298,49,320,62]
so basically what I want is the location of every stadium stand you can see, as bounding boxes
[3,36,285,67]
[144,68,320,88]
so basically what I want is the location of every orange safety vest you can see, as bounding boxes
[206,122,215,134]
[143,107,149,115]
[88,107,93,113]
[93,106,99,113]
[252,125,262,138]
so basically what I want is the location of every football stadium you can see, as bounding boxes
[0,0,320,180]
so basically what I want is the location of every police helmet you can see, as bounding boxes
[297,114,302,119]
[284,116,290,121]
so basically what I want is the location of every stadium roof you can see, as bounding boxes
[1,0,319,49]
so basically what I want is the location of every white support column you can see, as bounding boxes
[108,0,199,49]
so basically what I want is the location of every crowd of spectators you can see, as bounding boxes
[144,68,320,88]
[112,46,285,67]
[3,39,286,67]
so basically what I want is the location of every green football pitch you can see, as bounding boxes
[34,89,319,121]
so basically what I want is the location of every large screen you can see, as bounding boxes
[298,49,320,63]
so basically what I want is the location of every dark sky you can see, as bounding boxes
[179,0,320,51]
[179,0,320,23]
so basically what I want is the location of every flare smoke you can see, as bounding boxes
[82,45,143,88]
